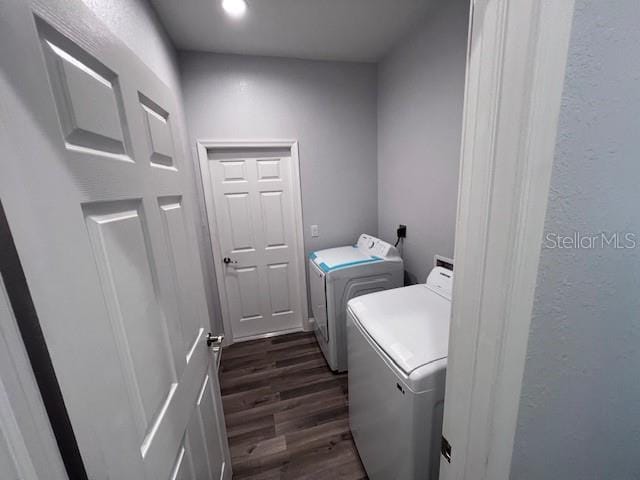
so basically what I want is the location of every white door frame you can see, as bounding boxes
[0,277,67,480]
[196,139,309,344]
[440,1,575,479]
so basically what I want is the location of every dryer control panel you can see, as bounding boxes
[356,234,399,259]
[426,266,454,300]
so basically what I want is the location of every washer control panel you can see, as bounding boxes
[357,234,395,259]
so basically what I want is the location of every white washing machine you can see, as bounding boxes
[347,266,453,480]
[309,234,403,372]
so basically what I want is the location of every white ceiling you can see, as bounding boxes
[149,0,436,62]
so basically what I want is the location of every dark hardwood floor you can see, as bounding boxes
[219,331,368,479]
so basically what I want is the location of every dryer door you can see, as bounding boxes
[309,259,328,342]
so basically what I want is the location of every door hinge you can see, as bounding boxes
[441,435,452,463]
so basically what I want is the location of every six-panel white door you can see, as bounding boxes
[0,0,230,478]
[203,145,305,341]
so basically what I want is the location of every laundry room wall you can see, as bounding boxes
[82,0,224,332]
[179,52,378,316]
[510,1,640,478]
[377,0,469,284]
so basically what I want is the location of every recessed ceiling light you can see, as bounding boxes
[222,0,247,18]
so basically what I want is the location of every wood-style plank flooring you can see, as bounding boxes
[219,331,368,479]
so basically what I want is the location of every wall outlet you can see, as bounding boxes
[310,224,320,238]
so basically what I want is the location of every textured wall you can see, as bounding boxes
[511,1,640,478]
[82,0,223,332]
[377,0,469,284]
[179,52,378,318]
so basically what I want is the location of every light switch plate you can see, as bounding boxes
[310,224,319,237]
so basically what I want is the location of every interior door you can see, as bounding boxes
[203,145,305,341]
[0,0,231,478]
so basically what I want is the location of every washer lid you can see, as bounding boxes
[309,246,381,273]
[348,284,451,375]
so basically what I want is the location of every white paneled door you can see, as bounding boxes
[0,0,230,478]
[199,143,307,342]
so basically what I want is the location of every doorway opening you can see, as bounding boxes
[197,140,308,343]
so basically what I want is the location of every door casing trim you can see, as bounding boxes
[439,0,576,479]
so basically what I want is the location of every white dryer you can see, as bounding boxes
[347,266,453,480]
[309,234,403,372]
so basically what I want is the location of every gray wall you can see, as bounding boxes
[377,0,469,284]
[179,52,378,320]
[511,1,640,478]
[85,0,222,331]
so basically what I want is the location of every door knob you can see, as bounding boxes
[206,333,224,347]
[223,257,237,264]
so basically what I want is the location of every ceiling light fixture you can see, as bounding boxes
[222,0,247,18]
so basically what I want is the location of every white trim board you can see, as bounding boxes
[0,277,67,480]
[196,139,309,345]
[439,0,576,479]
